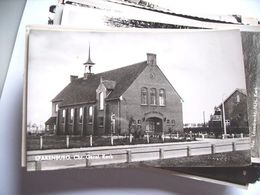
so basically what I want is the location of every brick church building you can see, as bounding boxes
[45,50,183,136]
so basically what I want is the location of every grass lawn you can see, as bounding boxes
[26,135,195,150]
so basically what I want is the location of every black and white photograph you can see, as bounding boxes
[45,0,260,166]
[3,0,260,194]
[24,27,251,171]
[241,31,260,162]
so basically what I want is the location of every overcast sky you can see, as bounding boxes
[27,28,245,125]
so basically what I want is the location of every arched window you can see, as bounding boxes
[55,104,59,112]
[150,88,157,105]
[99,92,104,110]
[79,107,83,123]
[88,106,93,123]
[236,94,240,103]
[159,89,166,106]
[141,87,148,105]
[70,108,74,123]
[62,109,66,123]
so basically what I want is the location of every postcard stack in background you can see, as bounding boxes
[17,0,260,187]
[241,31,260,162]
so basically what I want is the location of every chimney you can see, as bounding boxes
[147,53,156,66]
[70,75,78,82]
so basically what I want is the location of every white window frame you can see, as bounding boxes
[79,107,83,123]
[141,87,148,105]
[159,89,166,106]
[55,103,59,112]
[150,88,157,105]
[70,108,74,123]
[62,109,66,123]
[88,106,93,124]
[99,92,104,110]
[236,94,240,103]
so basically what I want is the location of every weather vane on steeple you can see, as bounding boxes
[83,44,95,74]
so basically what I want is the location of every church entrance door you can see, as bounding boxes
[146,117,163,134]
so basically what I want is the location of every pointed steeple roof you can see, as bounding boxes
[83,45,95,65]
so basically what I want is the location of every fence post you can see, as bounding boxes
[146,133,149,143]
[159,148,164,159]
[222,134,225,139]
[189,131,192,140]
[127,150,132,163]
[240,133,243,138]
[177,132,179,139]
[86,152,91,166]
[232,134,235,139]
[40,136,43,150]
[202,134,205,140]
[90,135,93,147]
[129,134,133,144]
[66,135,70,148]
[35,161,42,171]
[232,142,236,151]
[162,133,165,142]
[211,144,215,154]
[187,146,191,157]
[111,134,114,146]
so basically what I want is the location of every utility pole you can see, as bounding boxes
[203,111,206,127]
[222,96,227,137]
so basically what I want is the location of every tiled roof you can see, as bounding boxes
[218,88,247,107]
[45,116,56,125]
[52,61,148,106]
[102,80,116,90]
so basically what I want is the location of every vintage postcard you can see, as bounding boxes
[46,0,260,164]
[23,26,250,171]
[241,31,260,161]
[50,0,259,30]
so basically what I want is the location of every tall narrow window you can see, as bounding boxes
[55,104,58,112]
[62,109,66,123]
[70,108,74,123]
[236,94,240,103]
[141,87,148,105]
[79,107,83,123]
[159,89,166,106]
[88,106,93,124]
[99,92,104,110]
[150,88,157,105]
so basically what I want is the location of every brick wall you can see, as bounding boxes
[222,90,248,128]
[121,63,183,134]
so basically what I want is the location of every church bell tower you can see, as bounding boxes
[83,45,95,79]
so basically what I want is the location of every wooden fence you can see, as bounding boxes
[27,133,247,150]
[27,138,250,171]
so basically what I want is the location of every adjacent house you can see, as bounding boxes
[209,89,248,128]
